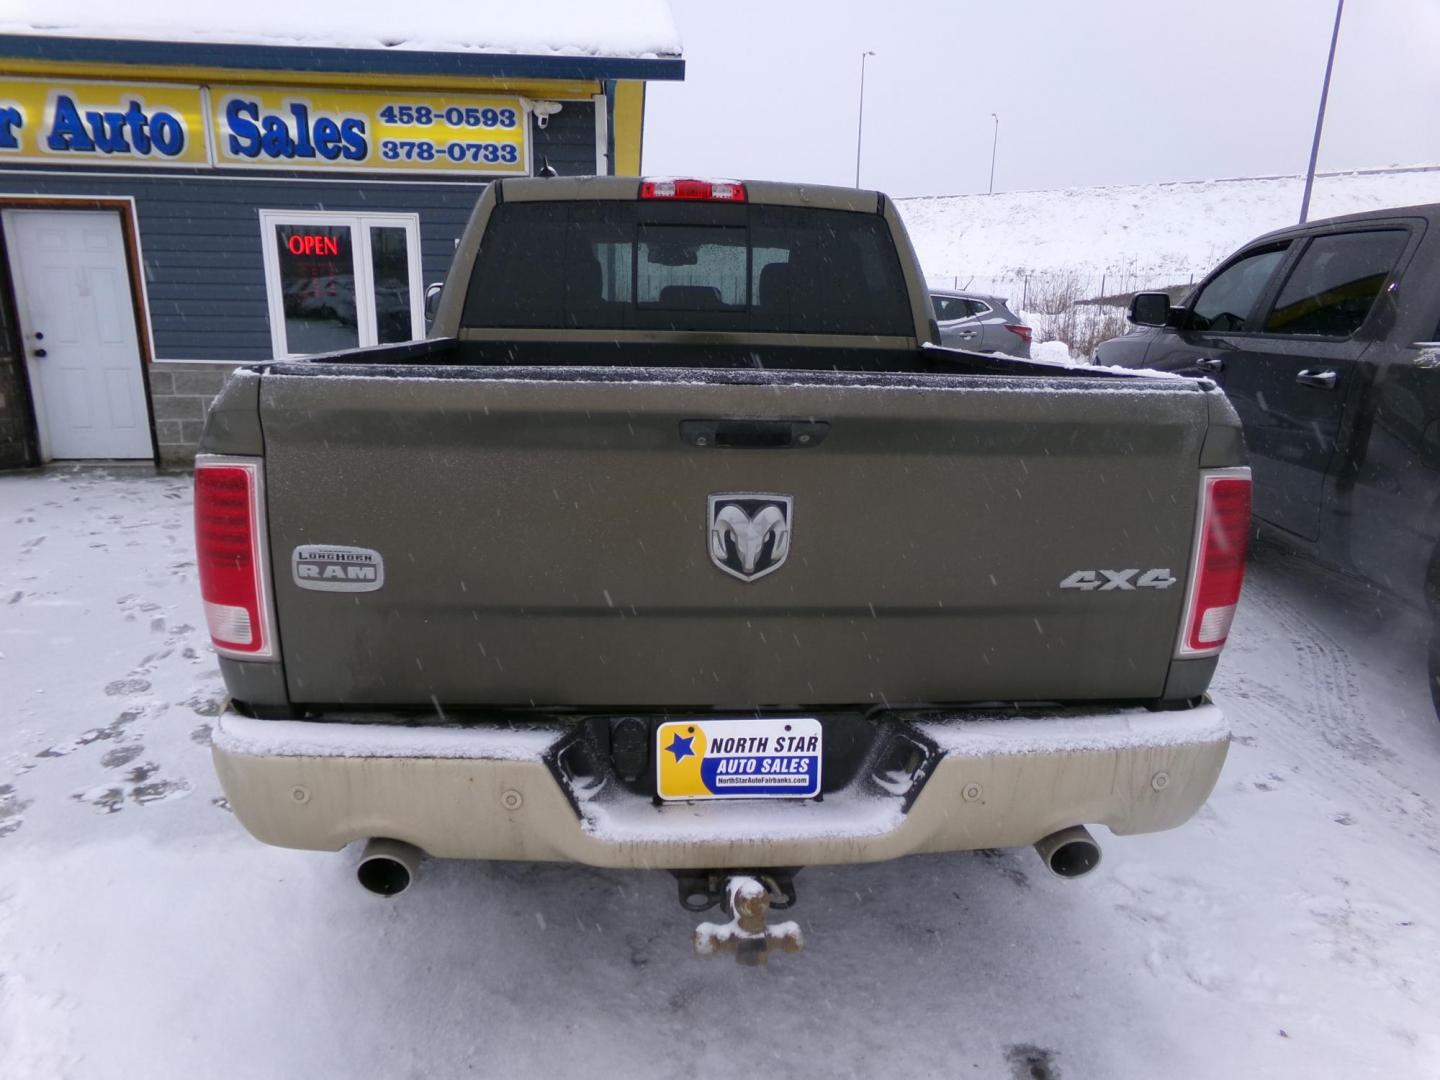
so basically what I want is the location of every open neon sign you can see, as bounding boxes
[286,234,341,257]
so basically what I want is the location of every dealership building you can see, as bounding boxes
[0,6,683,467]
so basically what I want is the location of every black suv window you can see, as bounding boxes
[1263,229,1408,337]
[1186,244,1290,332]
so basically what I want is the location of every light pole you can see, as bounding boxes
[1300,0,1345,223]
[989,113,999,195]
[855,50,875,188]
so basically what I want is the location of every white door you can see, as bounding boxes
[2,209,152,460]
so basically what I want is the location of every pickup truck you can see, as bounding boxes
[1098,204,1440,718]
[197,176,1249,959]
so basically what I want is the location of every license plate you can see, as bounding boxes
[656,717,822,801]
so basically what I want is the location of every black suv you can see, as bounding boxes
[1096,204,1440,714]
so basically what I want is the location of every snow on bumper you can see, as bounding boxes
[211,705,1229,869]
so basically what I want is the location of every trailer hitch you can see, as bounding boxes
[672,868,798,912]
[692,876,804,966]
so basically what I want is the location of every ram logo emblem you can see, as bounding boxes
[708,494,793,582]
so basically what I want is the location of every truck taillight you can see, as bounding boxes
[1176,468,1252,658]
[640,178,747,202]
[194,457,274,659]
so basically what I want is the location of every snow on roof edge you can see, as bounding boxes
[0,27,684,62]
[0,1,683,62]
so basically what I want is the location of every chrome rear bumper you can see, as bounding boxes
[212,704,1229,869]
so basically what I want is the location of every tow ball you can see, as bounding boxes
[691,875,804,966]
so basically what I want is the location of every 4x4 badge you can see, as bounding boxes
[1058,568,1176,591]
[708,494,793,582]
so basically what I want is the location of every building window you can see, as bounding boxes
[259,210,423,358]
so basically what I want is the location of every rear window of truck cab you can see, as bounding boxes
[461,200,914,336]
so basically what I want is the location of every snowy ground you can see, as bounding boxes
[3,467,1439,1079]
[898,163,1440,300]
[905,164,1440,363]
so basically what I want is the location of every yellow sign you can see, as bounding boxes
[210,86,529,176]
[0,77,532,176]
[0,77,208,167]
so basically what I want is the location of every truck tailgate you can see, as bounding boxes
[259,366,1206,708]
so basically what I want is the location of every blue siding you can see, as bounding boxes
[0,101,598,362]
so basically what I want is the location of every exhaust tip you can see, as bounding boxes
[357,856,412,896]
[1048,837,1101,878]
[1034,825,1102,879]
[357,838,423,897]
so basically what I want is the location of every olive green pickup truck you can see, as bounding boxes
[195,177,1248,948]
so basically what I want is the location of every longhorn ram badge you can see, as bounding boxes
[707,494,794,582]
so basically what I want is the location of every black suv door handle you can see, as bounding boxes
[1296,368,1338,390]
[1195,357,1225,372]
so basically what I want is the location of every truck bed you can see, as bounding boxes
[264,335,1162,377]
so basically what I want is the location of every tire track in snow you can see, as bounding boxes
[1215,571,1437,846]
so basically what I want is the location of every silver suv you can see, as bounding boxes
[931,290,1032,358]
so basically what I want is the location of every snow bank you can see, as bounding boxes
[0,0,683,59]
[1030,340,1073,365]
[899,164,1440,297]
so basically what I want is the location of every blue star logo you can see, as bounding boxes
[666,732,695,762]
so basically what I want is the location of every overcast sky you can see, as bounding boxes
[644,0,1440,198]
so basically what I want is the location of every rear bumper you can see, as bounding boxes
[211,704,1229,869]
